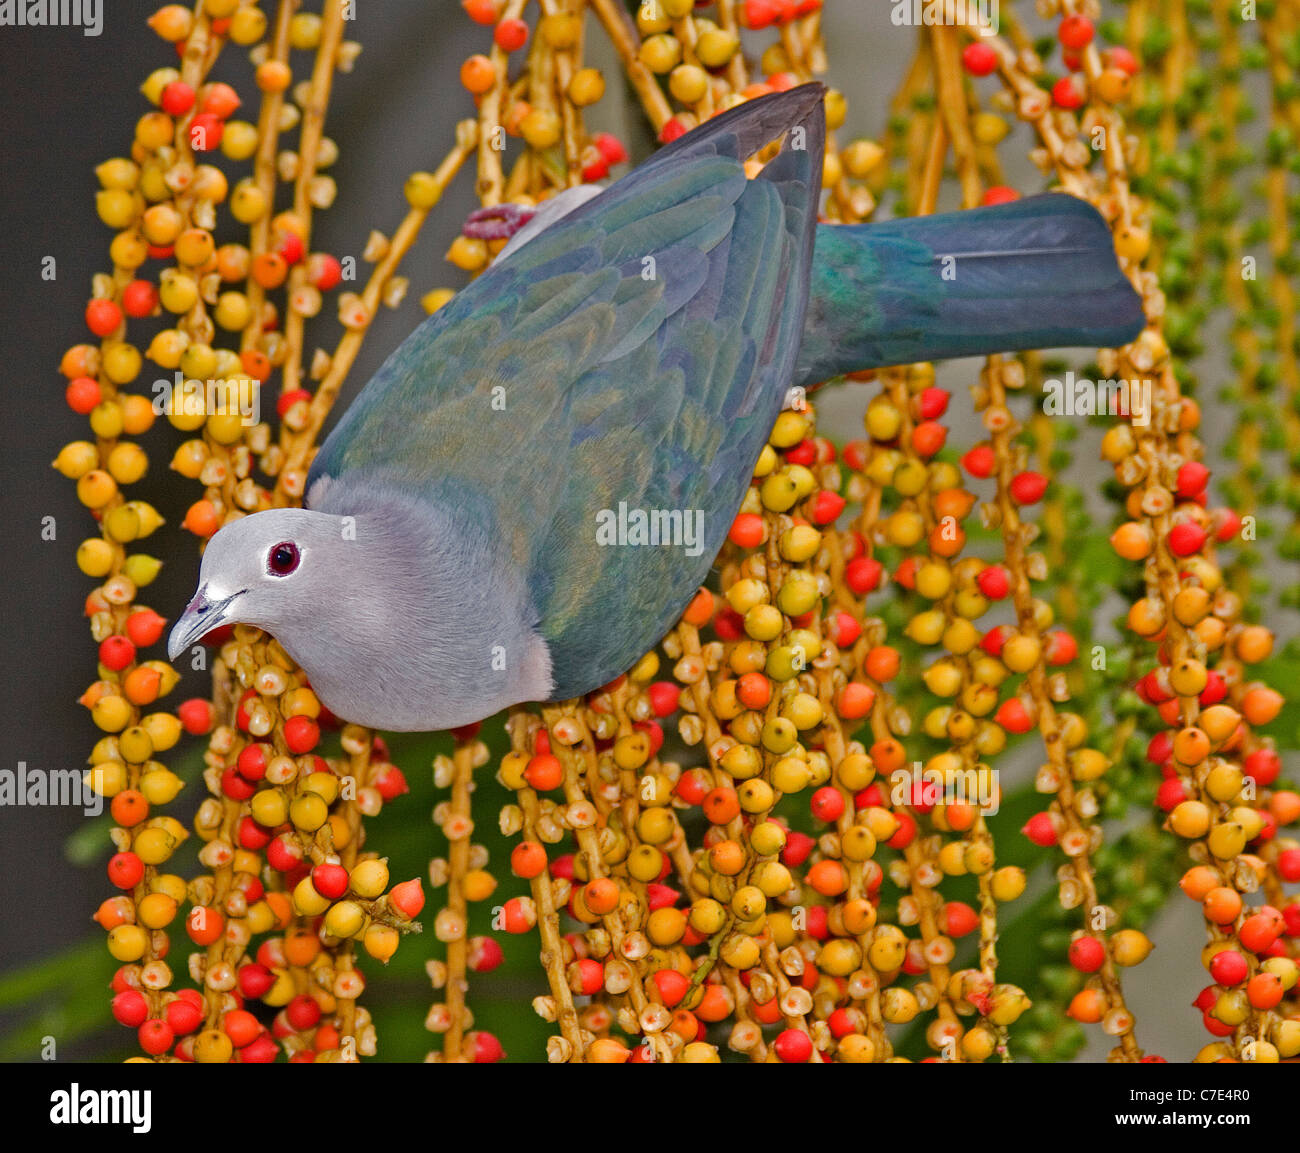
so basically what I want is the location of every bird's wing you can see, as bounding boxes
[309,86,825,699]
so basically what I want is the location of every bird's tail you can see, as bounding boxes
[793,193,1147,388]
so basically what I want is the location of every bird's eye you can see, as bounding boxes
[267,541,300,576]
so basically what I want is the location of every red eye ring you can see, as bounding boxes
[267,541,300,576]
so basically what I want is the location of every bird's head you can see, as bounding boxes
[165,487,556,732]
[167,508,344,664]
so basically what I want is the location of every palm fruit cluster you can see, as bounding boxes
[57,0,1296,1061]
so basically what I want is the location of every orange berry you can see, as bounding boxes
[1247,972,1284,1010]
[1066,988,1105,1023]
[583,878,619,916]
[1235,626,1273,663]
[182,499,220,538]
[682,587,713,626]
[702,787,740,825]
[460,53,496,94]
[1240,687,1284,726]
[1202,886,1242,925]
[110,790,149,828]
[1172,726,1211,766]
[708,840,745,875]
[864,646,900,682]
[510,840,547,879]
[1109,522,1153,561]
[255,60,292,92]
[807,859,848,896]
[284,927,320,967]
[1179,866,1219,901]
[736,672,771,710]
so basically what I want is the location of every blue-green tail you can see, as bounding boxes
[794,193,1146,388]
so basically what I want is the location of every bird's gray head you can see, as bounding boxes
[167,486,555,731]
[167,507,351,670]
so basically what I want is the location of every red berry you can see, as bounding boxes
[467,1030,504,1062]
[122,279,159,318]
[844,556,883,595]
[1068,935,1106,972]
[221,766,256,801]
[1105,46,1140,75]
[98,635,136,672]
[781,831,815,868]
[1167,521,1207,557]
[285,994,321,1031]
[976,565,1010,600]
[312,863,349,900]
[942,901,979,938]
[236,743,269,781]
[810,786,845,823]
[1045,630,1078,665]
[1155,777,1190,812]
[108,851,145,890]
[773,1028,813,1062]
[981,185,1019,205]
[494,17,528,51]
[962,41,999,76]
[827,610,861,648]
[200,82,240,119]
[267,834,303,872]
[189,112,223,151]
[138,1019,175,1055]
[1277,848,1300,882]
[275,231,304,267]
[658,117,689,144]
[961,444,996,478]
[85,298,122,337]
[729,512,765,549]
[1209,949,1249,986]
[1009,471,1048,504]
[571,958,604,996]
[1176,461,1210,498]
[165,997,203,1035]
[468,936,505,973]
[1052,75,1086,109]
[112,989,149,1027]
[1058,15,1094,50]
[646,681,681,718]
[1243,749,1281,786]
[911,419,947,457]
[283,715,320,754]
[237,816,272,851]
[307,253,342,292]
[809,490,845,525]
[593,132,628,166]
[176,697,213,735]
[652,968,689,1007]
[1022,812,1058,846]
[370,762,407,800]
[66,375,102,414]
[160,81,195,116]
[995,697,1034,733]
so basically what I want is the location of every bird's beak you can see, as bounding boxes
[167,585,244,662]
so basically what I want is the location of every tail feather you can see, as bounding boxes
[794,193,1146,387]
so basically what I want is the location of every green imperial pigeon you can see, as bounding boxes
[169,84,1144,731]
